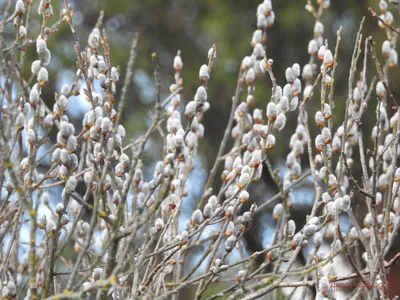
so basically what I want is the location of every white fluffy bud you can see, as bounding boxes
[199,64,209,82]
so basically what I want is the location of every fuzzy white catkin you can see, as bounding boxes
[291,161,301,178]
[66,135,77,152]
[279,96,289,112]
[382,40,391,58]
[251,150,262,166]
[274,113,286,131]
[36,37,47,54]
[315,135,324,150]
[60,121,71,137]
[257,13,266,28]
[239,190,249,202]
[267,248,279,261]
[285,220,296,236]
[55,203,64,215]
[285,67,295,83]
[31,60,41,74]
[60,150,71,167]
[15,0,25,14]
[116,125,125,140]
[16,113,25,128]
[376,81,385,97]
[266,102,277,120]
[173,55,183,71]
[314,21,324,36]
[44,5,53,18]
[322,192,331,204]
[195,86,207,104]
[238,173,250,186]
[46,219,56,233]
[293,232,303,245]
[266,11,275,26]
[242,56,253,69]
[26,129,36,146]
[319,276,329,292]
[225,235,236,251]
[308,39,318,55]
[199,64,209,81]
[323,49,333,66]
[242,165,251,175]
[253,108,263,122]
[37,67,48,82]
[37,215,46,228]
[321,127,331,142]
[389,49,398,66]
[292,78,301,94]
[245,68,256,84]
[328,174,337,188]
[315,111,324,125]
[185,101,196,118]
[348,227,358,240]
[237,270,246,282]
[264,0,272,12]
[97,73,107,86]
[266,134,276,147]
[340,195,351,212]
[29,88,39,104]
[179,231,189,242]
[323,103,332,118]
[252,29,262,45]
[380,0,388,12]
[292,63,300,77]
[289,96,298,111]
[225,221,235,236]
[207,46,217,60]
[242,212,252,224]
[282,83,291,98]
[155,218,164,230]
[203,203,214,218]
[101,117,111,132]
[110,67,119,82]
[273,203,283,219]
[191,209,203,225]
[274,85,282,99]
[303,224,317,236]
[318,45,326,60]
[65,176,77,193]
[208,196,218,210]
[58,95,69,111]
[303,85,313,100]
[42,49,51,66]
[386,11,394,24]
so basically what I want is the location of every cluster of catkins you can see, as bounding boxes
[2,0,400,299]
[229,0,397,298]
